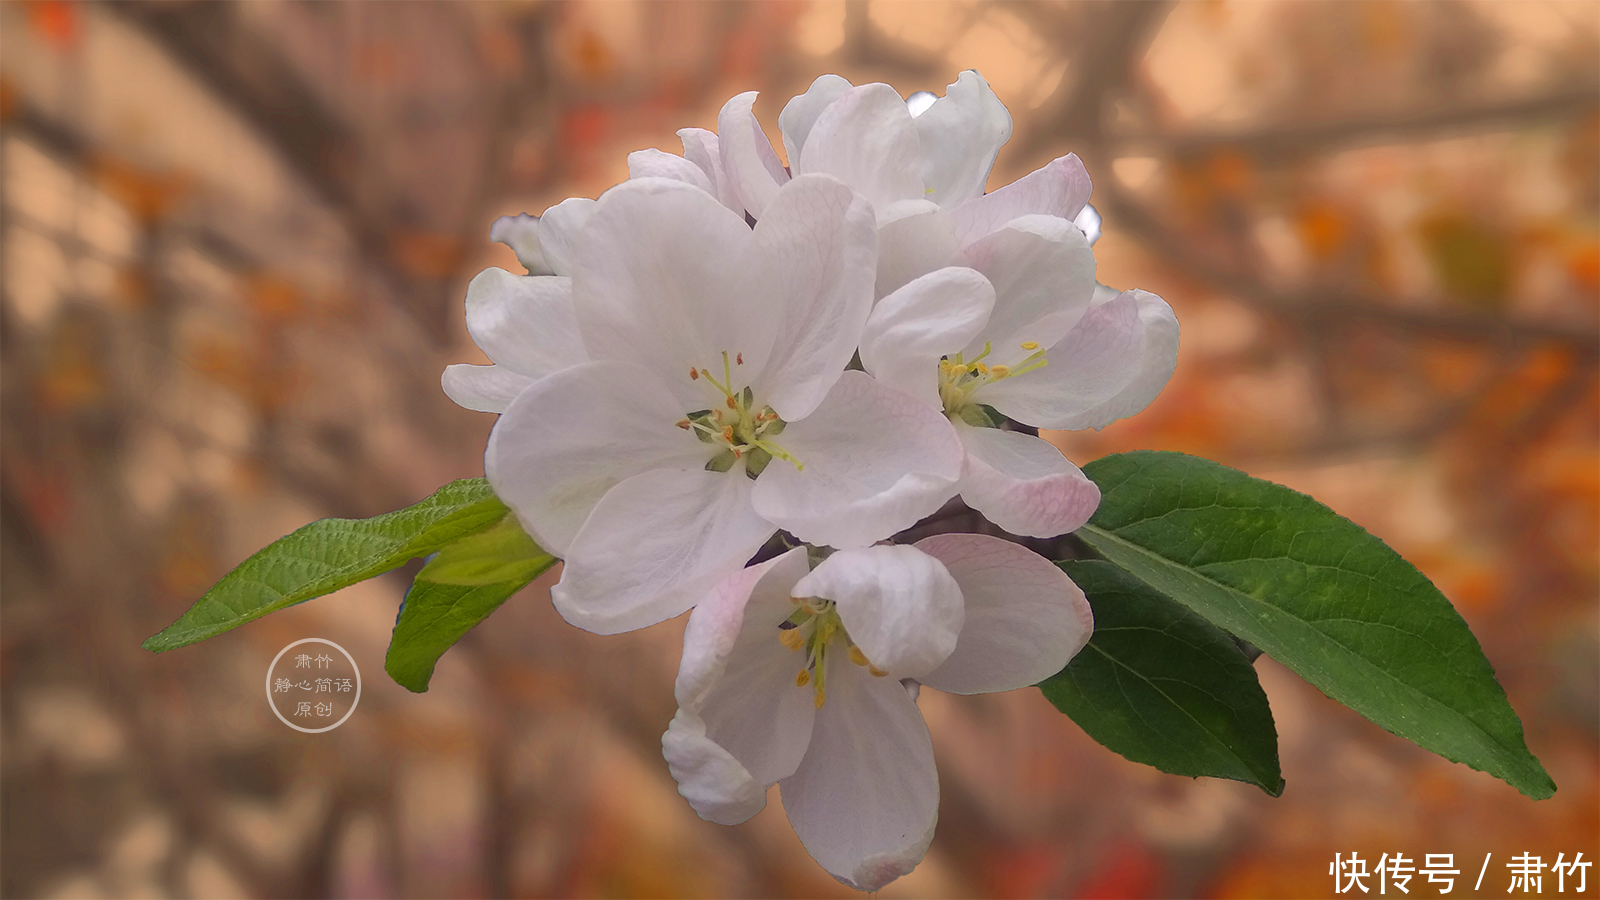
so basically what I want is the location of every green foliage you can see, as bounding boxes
[385,515,557,692]
[1076,451,1554,799]
[143,479,510,652]
[1041,560,1283,795]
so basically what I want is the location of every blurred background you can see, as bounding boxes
[2,1,1596,897]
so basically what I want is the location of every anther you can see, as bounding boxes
[868,666,888,677]
[721,426,734,442]
[736,352,744,365]
[795,669,811,687]
[990,365,1011,377]
[848,646,870,667]
[779,629,804,650]
[689,367,699,380]
[814,688,826,708]
[676,419,691,429]
[726,395,738,409]
[1021,341,1040,350]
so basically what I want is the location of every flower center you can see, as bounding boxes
[937,340,1048,425]
[675,351,802,477]
[777,597,886,708]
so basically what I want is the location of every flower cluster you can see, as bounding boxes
[445,71,1178,891]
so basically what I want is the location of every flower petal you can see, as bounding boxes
[533,197,598,276]
[948,153,1091,248]
[914,533,1093,694]
[749,174,878,421]
[875,199,962,298]
[751,372,962,550]
[628,147,715,196]
[717,91,789,218]
[573,178,773,410]
[954,424,1100,537]
[552,467,774,635]
[980,288,1178,430]
[440,363,533,413]
[962,214,1096,367]
[485,361,707,557]
[666,548,816,825]
[914,70,1012,206]
[794,544,963,679]
[463,267,587,379]
[678,127,743,212]
[489,213,550,275]
[859,266,995,410]
[796,83,924,209]
[779,661,938,892]
[778,74,854,165]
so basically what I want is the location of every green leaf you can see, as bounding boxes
[385,515,557,692]
[1040,560,1283,795]
[1077,451,1554,799]
[143,479,510,652]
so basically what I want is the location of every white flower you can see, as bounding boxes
[662,534,1092,891]
[440,198,598,412]
[485,174,964,634]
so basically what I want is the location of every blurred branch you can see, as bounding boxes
[1114,87,1600,160]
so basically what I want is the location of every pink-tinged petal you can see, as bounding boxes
[749,174,878,421]
[796,83,924,209]
[914,70,1013,206]
[779,661,938,892]
[794,544,963,679]
[489,213,550,275]
[718,91,789,218]
[440,363,532,414]
[485,361,707,557]
[628,148,715,196]
[552,467,774,635]
[859,266,995,409]
[573,178,773,410]
[666,549,816,824]
[875,199,962,298]
[531,197,597,276]
[981,288,1179,430]
[778,74,854,165]
[954,424,1100,538]
[463,268,587,379]
[914,533,1093,694]
[963,214,1096,367]
[751,372,962,550]
[678,127,743,212]
[948,153,1091,248]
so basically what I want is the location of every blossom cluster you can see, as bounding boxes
[445,71,1178,891]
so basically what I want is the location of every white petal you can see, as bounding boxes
[859,267,995,409]
[875,199,962,298]
[717,91,789,218]
[751,372,962,550]
[954,424,1100,538]
[463,268,587,378]
[573,178,773,410]
[778,73,854,165]
[440,363,532,413]
[914,70,1013,206]
[552,467,774,635]
[489,213,551,275]
[679,127,743,212]
[962,214,1096,367]
[484,361,707,557]
[531,197,597,276]
[779,661,938,892]
[981,288,1179,430]
[667,549,816,824]
[662,709,770,826]
[796,83,924,209]
[948,153,1091,248]
[628,147,715,196]
[794,544,963,679]
[749,174,878,421]
[914,533,1093,694]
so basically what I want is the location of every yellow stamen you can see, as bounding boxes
[726,395,738,409]
[795,669,811,687]
[779,628,804,650]
[848,646,870,667]
[868,665,888,677]
[814,688,826,708]
[1021,341,1039,350]
[990,365,1011,377]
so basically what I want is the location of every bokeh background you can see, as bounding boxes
[2,1,1597,897]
